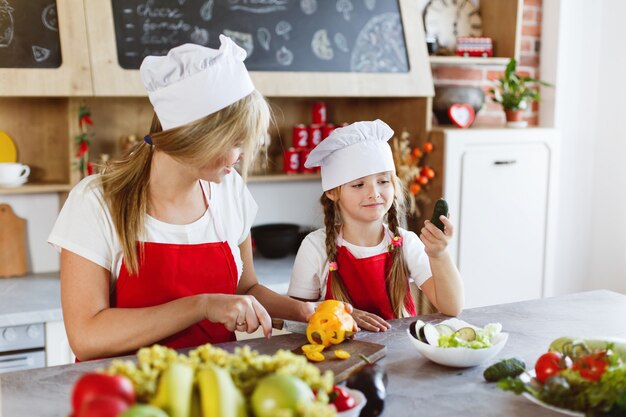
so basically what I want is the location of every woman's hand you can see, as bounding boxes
[351,308,391,332]
[420,216,453,258]
[204,294,272,338]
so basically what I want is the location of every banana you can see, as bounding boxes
[549,337,626,360]
[151,362,194,417]
[197,364,246,417]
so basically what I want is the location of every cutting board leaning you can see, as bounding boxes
[0,203,27,277]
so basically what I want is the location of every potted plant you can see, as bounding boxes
[490,58,551,126]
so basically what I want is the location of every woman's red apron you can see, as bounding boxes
[115,187,237,351]
[325,233,416,320]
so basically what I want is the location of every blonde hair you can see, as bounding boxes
[100,90,270,274]
[322,173,414,318]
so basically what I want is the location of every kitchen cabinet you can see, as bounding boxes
[427,0,523,66]
[45,320,74,366]
[427,128,560,308]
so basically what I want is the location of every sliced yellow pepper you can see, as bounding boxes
[334,350,351,360]
[304,351,325,362]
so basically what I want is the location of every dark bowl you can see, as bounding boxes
[251,223,300,259]
[432,85,485,125]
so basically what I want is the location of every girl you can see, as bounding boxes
[48,37,313,361]
[287,120,463,332]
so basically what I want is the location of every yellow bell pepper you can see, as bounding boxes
[306,300,356,347]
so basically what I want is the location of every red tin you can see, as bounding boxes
[312,101,327,125]
[308,124,323,147]
[283,148,300,174]
[292,124,309,149]
[321,123,335,139]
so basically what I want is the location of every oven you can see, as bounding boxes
[0,323,45,374]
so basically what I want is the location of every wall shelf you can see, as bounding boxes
[0,183,72,195]
[429,56,512,66]
[247,174,321,183]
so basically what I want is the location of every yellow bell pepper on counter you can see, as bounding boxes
[306,300,356,347]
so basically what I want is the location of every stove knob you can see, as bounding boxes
[3,327,16,342]
[26,325,40,339]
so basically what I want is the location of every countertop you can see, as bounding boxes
[2,290,625,417]
[0,273,62,327]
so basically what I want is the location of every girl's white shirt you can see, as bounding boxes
[48,171,257,293]
[287,225,432,301]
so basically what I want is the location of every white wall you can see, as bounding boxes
[541,0,626,295]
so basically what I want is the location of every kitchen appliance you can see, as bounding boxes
[0,323,46,373]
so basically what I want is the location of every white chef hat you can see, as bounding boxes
[140,35,255,131]
[305,119,396,191]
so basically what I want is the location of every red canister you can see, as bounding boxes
[283,148,300,174]
[321,123,335,139]
[300,149,316,173]
[292,124,309,149]
[308,124,322,147]
[312,101,327,125]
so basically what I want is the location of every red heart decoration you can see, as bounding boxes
[448,103,475,128]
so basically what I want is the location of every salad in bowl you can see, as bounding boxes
[406,318,508,368]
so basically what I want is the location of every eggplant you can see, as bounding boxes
[346,355,388,417]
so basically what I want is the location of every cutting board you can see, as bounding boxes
[221,333,386,383]
[0,203,27,277]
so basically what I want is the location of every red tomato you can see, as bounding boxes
[72,373,135,415]
[535,352,566,384]
[77,395,129,417]
[330,386,356,412]
[572,352,608,382]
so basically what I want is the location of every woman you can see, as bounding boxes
[48,36,313,361]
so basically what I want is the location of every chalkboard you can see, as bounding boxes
[0,0,62,68]
[111,0,409,73]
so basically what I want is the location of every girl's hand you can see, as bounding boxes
[351,308,391,332]
[204,294,272,338]
[420,215,453,258]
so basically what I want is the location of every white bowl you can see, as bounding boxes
[406,319,509,368]
[336,388,367,417]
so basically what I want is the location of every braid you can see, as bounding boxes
[387,197,412,318]
[320,193,352,304]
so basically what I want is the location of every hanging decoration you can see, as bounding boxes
[74,104,94,178]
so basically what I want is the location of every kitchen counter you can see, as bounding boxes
[0,273,62,327]
[2,290,625,417]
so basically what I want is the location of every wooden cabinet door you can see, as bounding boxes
[457,144,550,308]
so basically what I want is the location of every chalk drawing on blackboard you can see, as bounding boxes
[257,27,271,51]
[223,30,254,57]
[300,0,317,15]
[228,0,287,14]
[0,0,14,47]
[276,46,293,66]
[32,45,50,62]
[42,3,57,32]
[177,0,187,6]
[275,21,291,40]
[364,0,376,11]
[350,13,408,73]
[334,33,349,53]
[336,0,353,21]
[312,29,333,61]
[200,0,214,21]
[190,27,209,45]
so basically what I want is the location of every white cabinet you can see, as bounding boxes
[45,320,75,366]
[430,128,559,308]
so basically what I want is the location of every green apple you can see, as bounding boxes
[119,404,168,417]
[251,374,314,417]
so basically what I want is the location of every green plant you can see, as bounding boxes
[490,58,551,111]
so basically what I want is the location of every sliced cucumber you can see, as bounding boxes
[435,324,455,337]
[423,323,441,346]
[454,327,477,342]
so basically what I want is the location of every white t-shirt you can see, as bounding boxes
[48,171,257,291]
[287,225,432,301]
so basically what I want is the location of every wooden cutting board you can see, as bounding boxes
[0,203,27,277]
[221,333,386,383]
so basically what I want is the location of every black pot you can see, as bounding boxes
[433,85,485,125]
[251,223,300,259]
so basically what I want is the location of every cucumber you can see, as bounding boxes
[483,358,526,382]
[454,327,477,342]
[549,337,626,360]
[435,324,455,337]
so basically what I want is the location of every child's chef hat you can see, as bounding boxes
[140,35,255,131]
[305,119,395,191]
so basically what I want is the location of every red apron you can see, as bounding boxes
[325,237,416,320]
[115,190,238,351]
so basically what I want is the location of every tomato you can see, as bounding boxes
[251,374,314,417]
[330,386,356,412]
[572,352,608,382]
[535,352,566,384]
[77,395,129,417]
[72,373,135,415]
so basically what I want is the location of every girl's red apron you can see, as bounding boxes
[114,196,237,350]
[325,231,416,320]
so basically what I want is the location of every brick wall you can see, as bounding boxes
[431,0,543,127]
